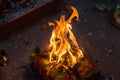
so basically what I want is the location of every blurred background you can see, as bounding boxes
[0,0,120,80]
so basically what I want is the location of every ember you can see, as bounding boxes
[32,5,98,80]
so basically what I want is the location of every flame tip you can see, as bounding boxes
[48,6,84,69]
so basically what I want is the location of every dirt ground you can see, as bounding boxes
[0,0,120,80]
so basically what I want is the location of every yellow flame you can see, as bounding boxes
[48,6,84,67]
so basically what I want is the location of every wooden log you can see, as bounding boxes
[0,0,63,41]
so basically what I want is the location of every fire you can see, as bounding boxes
[32,5,95,80]
[48,6,84,68]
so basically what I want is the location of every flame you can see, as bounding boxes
[48,6,84,68]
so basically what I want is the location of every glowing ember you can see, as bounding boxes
[48,6,84,69]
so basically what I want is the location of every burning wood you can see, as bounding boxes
[31,5,99,80]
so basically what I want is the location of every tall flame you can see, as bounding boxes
[48,6,84,68]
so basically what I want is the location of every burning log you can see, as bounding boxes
[31,5,100,80]
[32,52,98,80]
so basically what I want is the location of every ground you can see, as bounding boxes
[0,0,120,80]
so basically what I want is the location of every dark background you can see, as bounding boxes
[0,0,120,80]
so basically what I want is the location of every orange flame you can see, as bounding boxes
[48,6,84,68]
